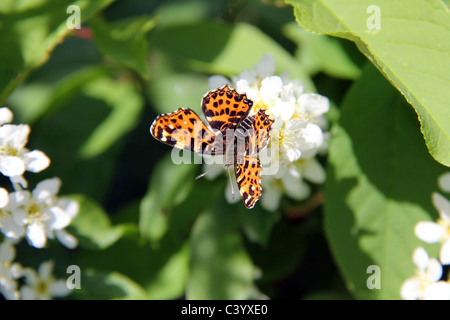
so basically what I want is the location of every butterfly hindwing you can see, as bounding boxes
[234,156,262,209]
[235,108,275,156]
[150,108,223,155]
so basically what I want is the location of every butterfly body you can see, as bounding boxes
[150,85,274,209]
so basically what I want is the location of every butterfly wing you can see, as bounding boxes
[150,108,223,155]
[234,108,274,209]
[202,85,253,141]
[235,108,275,157]
[234,156,262,209]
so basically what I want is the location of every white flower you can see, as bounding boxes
[206,54,329,210]
[0,187,24,240]
[0,240,20,300]
[0,115,50,186]
[19,260,71,300]
[400,247,450,300]
[438,172,450,193]
[0,107,13,126]
[7,177,79,249]
[415,192,450,265]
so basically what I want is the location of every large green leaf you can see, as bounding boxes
[68,194,129,250]
[324,63,446,299]
[139,155,196,241]
[187,204,259,299]
[150,21,315,92]
[0,0,115,104]
[286,0,450,167]
[283,23,361,79]
[78,75,143,158]
[91,15,155,79]
[72,269,148,300]
[74,231,190,299]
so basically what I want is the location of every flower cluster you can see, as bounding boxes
[400,172,450,300]
[207,54,329,210]
[0,107,78,300]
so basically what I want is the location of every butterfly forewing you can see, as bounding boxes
[202,85,253,139]
[150,108,223,155]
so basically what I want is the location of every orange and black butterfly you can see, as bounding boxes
[150,85,274,209]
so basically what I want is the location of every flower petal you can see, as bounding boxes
[38,260,54,279]
[414,221,445,243]
[0,187,9,208]
[253,53,276,79]
[282,172,310,201]
[47,206,72,230]
[298,93,330,117]
[0,240,15,262]
[432,192,450,223]
[301,158,326,184]
[49,279,71,297]
[0,155,25,177]
[426,258,443,283]
[438,172,450,193]
[0,107,13,125]
[9,174,28,188]
[23,150,50,173]
[439,239,450,265]
[26,222,47,248]
[56,198,79,219]
[32,177,61,203]
[0,214,25,239]
[55,229,78,249]
[423,281,450,300]
[400,278,422,300]
[260,76,283,103]
[412,247,429,271]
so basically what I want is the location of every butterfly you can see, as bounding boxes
[150,85,274,209]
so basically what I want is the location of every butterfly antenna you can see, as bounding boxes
[227,166,235,200]
[195,166,219,180]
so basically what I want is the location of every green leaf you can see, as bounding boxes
[146,242,190,299]
[324,63,446,299]
[286,0,450,166]
[73,269,148,300]
[74,233,190,299]
[283,22,361,79]
[239,204,280,246]
[79,75,143,158]
[91,15,155,79]
[69,194,128,250]
[150,21,315,92]
[187,203,259,300]
[148,73,210,114]
[0,0,115,104]
[139,155,196,241]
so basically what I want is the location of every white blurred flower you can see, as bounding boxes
[0,109,50,187]
[0,239,20,300]
[0,187,24,240]
[7,177,79,249]
[415,192,450,265]
[19,260,71,300]
[400,247,450,300]
[438,172,450,193]
[207,54,329,210]
[0,107,13,126]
